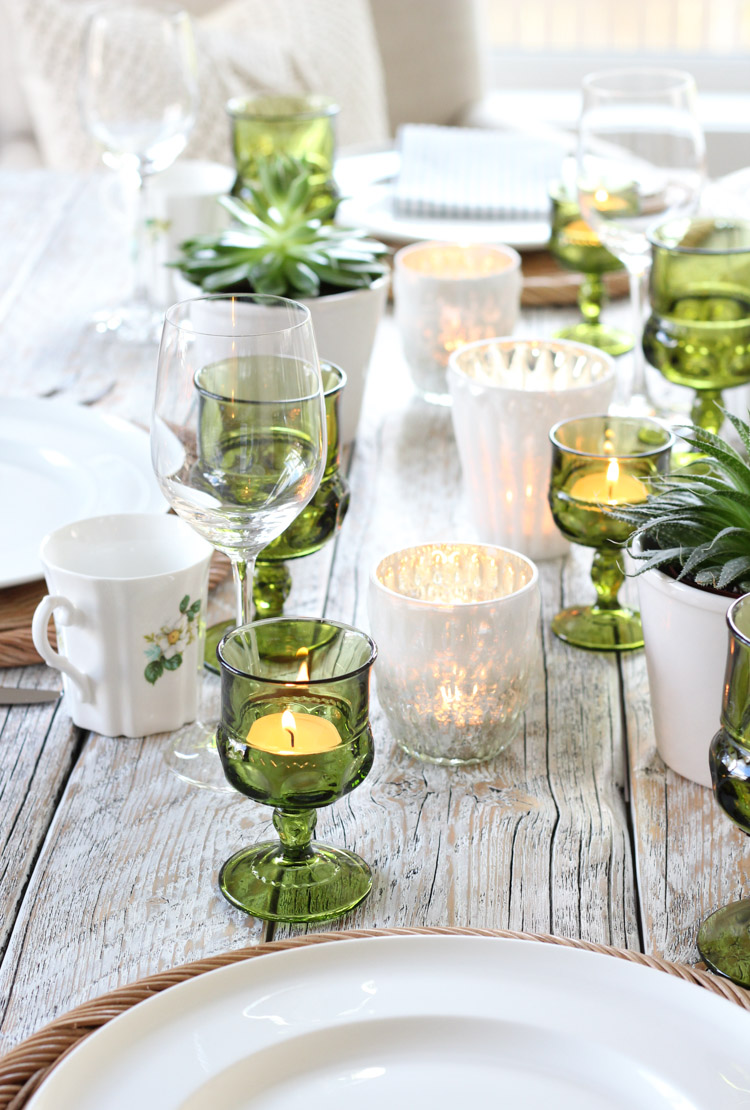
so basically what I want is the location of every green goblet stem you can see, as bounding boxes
[579,274,605,325]
[690,389,724,435]
[253,562,292,618]
[273,807,317,860]
[590,547,625,611]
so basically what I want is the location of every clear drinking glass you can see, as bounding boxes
[151,295,326,787]
[80,4,199,342]
[576,68,705,415]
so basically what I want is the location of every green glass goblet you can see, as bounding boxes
[204,363,350,669]
[226,93,338,206]
[216,617,376,923]
[699,594,750,985]
[643,217,750,435]
[548,414,674,651]
[548,183,633,357]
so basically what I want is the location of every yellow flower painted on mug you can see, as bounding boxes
[143,594,202,685]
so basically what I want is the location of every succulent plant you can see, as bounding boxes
[617,410,750,594]
[173,154,389,299]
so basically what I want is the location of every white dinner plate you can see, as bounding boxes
[0,398,166,588]
[27,935,750,1109]
[334,149,550,250]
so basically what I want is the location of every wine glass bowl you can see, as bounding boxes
[151,294,326,788]
[80,4,199,340]
[576,68,706,414]
[643,217,750,435]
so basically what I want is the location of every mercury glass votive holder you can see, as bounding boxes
[226,93,339,204]
[393,241,522,405]
[216,617,377,923]
[548,415,675,652]
[368,543,540,765]
[643,217,750,434]
[448,338,615,561]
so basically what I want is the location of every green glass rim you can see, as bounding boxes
[726,593,750,645]
[320,360,346,396]
[192,360,322,406]
[648,217,750,253]
[581,67,696,98]
[371,541,539,608]
[216,617,378,684]
[165,294,312,339]
[548,413,675,460]
[225,94,339,122]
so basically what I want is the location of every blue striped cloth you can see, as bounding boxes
[394,124,564,220]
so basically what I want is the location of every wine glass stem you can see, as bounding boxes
[231,555,258,626]
[129,169,155,312]
[273,807,316,862]
[624,262,654,410]
[579,274,604,325]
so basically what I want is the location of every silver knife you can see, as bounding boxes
[0,688,62,705]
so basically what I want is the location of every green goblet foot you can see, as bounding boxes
[554,320,633,357]
[551,604,643,651]
[220,813,372,924]
[697,899,750,987]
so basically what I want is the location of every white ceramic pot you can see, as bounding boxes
[173,273,389,444]
[448,338,616,561]
[636,558,733,787]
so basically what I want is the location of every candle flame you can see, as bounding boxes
[606,458,619,483]
[282,708,296,748]
[296,658,310,682]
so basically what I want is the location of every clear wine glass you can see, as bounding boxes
[576,68,706,416]
[80,4,199,342]
[151,295,327,788]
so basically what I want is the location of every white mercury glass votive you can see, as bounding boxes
[393,241,522,405]
[368,542,540,765]
[448,338,616,561]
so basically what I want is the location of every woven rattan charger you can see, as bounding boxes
[1,925,747,1109]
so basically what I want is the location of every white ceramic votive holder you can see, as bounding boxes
[393,241,522,405]
[448,338,616,561]
[368,542,540,765]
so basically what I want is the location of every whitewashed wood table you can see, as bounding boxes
[0,169,748,1055]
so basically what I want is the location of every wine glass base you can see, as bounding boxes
[552,605,643,652]
[554,321,634,357]
[219,840,373,922]
[165,719,233,792]
[697,899,750,986]
[92,304,163,344]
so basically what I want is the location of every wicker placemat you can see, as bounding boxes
[0,926,747,1109]
[0,554,231,670]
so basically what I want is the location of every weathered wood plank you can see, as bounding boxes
[275,316,639,947]
[623,644,750,965]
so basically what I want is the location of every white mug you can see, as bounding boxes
[32,513,213,738]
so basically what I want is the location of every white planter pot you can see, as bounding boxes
[637,562,733,787]
[173,273,389,444]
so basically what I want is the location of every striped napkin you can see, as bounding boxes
[394,124,564,220]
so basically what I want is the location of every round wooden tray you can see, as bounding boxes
[0,926,746,1108]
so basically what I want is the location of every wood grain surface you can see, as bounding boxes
[0,169,748,1054]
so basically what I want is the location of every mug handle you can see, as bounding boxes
[31,596,92,702]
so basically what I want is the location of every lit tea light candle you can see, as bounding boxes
[247,707,341,755]
[569,457,648,505]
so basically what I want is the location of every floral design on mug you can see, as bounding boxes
[143,594,201,685]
